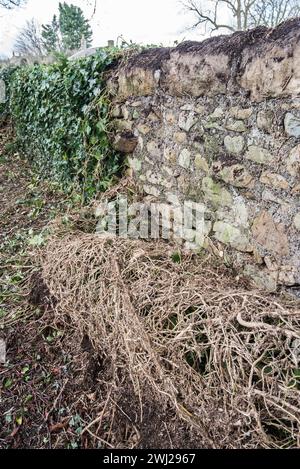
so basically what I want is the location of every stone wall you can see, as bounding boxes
[108,19,300,292]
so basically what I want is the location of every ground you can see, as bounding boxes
[0,124,80,449]
[0,125,200,449]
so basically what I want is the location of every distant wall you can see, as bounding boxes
[109,19,300,291]
[6,55,56,66]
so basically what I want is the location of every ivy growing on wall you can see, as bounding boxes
[0,66,19,118]
[8,50,121,200]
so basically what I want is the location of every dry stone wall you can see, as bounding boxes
[108,19,300,292]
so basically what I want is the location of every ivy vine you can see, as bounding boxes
[7,50,122,200]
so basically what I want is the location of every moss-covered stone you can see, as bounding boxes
[213,221,252,252]
[202,177,232,207]
[204,135,220,158]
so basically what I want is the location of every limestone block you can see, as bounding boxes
[287,145,300,176]
[252,211,289,257]
[213,221,252,252]
[257,110,274,132]
[225,120,247,132]
[260,172,289,190]
[284,113,300,137]
[178,149,191,169]
[224,135,245,155]
[294,213,300,230]
[202,177,232,207]
[230,107,253,120]
[195,154,209,172]
[245,146,273,165]
[213,163,254,188]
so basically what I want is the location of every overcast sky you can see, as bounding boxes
[0,0,208,57]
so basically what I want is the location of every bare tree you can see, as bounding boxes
[182,0,300,34]
[14,19,44,56]
[249,0,300,27]
[0,0,26,8]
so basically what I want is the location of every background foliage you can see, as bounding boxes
[7,50,121,200]
[42,2,93,54]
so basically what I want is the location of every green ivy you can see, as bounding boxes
[8,50,122,200]
[0,66,19,118]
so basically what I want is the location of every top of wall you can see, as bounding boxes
[113,18,300,102]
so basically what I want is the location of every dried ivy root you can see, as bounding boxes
[40,234,300,449]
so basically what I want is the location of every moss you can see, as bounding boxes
[202,177,232,207]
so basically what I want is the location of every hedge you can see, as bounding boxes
[6,51,121,199]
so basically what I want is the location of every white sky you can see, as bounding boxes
[0,0,209,57]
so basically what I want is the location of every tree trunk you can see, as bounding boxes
[236,0,242,30]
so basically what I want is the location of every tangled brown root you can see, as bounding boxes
[40,233,300,448]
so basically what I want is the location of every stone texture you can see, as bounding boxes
[109,20,300,290]
[111,105,123,118]
[164,148,177,164]
[195,154,209,172]
[294,213,300,231]
[143,185,160,197]
[213,163,254,188]
[113,119,132,132]
[292,183,300,194]
[284,113,300,137]
[165,111,177,124]
[202,177,232,207]
[252,211,289,257]
[178,149,191,169]
[244,265,277,292]
[178,112,198,132]
[137,124,151,135]
[225,120,247,132]
[174,132,187,144]
[230,107,253,120]
[257,110,274,132]
[147,141,161,158]
[245,146,273,165]
[210,107,224,119]
[287,145,300,176]
[213,221,252,252]
[128,157,142,172]
[224,135,245,155]
[260,172,289,190]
